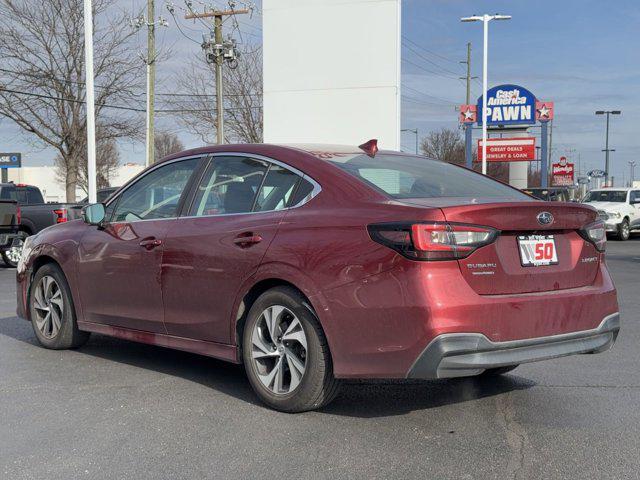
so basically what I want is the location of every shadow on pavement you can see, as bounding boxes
[0,315,535,417]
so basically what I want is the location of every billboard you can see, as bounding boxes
[552,157,575,186]
[0,153,21,168]
[263,0,401,149]
[477,138,536,162]
[477,84,537,126]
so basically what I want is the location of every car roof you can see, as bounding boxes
[159,143,402,164]
[590,188,632,192]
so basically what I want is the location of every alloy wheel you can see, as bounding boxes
[32,275,64,339]
[250,305,308,395]
[5,235,25,265]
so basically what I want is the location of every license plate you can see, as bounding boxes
[517,235,558,267]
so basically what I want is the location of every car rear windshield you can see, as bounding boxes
[583,190,627,203]
[327,154,531,200]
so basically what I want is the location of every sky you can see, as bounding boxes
[1,0,638,185]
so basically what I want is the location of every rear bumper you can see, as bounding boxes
[0,230,19,249]
[407,312,620,379]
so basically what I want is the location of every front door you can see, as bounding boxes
[77,157,201,332]
[162,155,304,344]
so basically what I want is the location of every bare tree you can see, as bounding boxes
[420,128,466,166]
[0,0,142,201]
[154,131,184,161]
[171,48,263,144]
[55,131,120,194]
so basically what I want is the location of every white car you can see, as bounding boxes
[582,188,640,240]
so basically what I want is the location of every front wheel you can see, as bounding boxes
[242,287,339,413]
[616,219,630,241]
[29,263,90,349]
[2,230,29,268]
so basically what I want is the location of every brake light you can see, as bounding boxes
[53,208,68,223]
[578,220,606,252]
[16,205,21,225]
[368,222,498,261]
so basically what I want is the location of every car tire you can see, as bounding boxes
[242,286,340,413]
[1,230,29,268]
[29,263,90,350]
[481,365,519,376]
[616,219,630,241]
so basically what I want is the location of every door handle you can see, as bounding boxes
[233,233,263,247]
[139,238,163,250]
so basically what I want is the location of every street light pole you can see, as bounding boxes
[628,161,636,187]
[461,14,511,176]
[401,128,418,154]
[595,110,621,185]
[83,0,97,203]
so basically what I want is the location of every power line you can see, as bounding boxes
[0,86,261,113]
[402,36,463,66]
[402,58,459,81]
[402,85,458,105]
[402,41,463,77]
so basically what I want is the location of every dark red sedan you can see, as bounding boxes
[16,143,620,412]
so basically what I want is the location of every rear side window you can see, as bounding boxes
[26,187,44,204]
[254,165,300,212]
[190,157,268,216]
[329,154,530,200]
[0,187,15,200]
[289,178,315,206]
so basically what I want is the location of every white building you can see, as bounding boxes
[7,163,145,202]
[263,0,401,150]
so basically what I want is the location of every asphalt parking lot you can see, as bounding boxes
[0,236,638,480]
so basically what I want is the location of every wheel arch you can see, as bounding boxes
[233,275,331,364]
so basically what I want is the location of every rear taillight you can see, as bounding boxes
[579,220,606,252]
[16,205,21,225]
[53,208,68,223]
[368,222,498,261]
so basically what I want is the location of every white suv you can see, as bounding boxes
[582,188,640,241]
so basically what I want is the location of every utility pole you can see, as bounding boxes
[459,42,478,105]
[132,7,167,166]
[185,7,248,144]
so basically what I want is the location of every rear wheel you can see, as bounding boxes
[29,263,90,349]
[616,219,630,241]
[481,365,519,376]
[242,287,339,412]
[2,230,29,268]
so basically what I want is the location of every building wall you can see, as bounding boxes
[6,164,145,202]
[263,0,401,149]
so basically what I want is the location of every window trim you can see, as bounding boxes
[180,152,322,219]
[105,155,207,224]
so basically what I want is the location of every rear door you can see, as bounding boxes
[441,202,600,295]
[161,154,305,344]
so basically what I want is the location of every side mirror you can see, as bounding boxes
[81,203,106,226]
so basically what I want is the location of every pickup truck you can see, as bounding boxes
[582,187,640,241]
[0,199,20,267]
[0,183,82,266]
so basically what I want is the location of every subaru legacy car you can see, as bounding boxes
[16,143,620,412]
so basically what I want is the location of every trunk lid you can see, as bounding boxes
[438,202,600,295]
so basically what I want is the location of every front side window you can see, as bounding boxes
[190,157,268,216]
[111,158,199,222]
[630,191,640,203]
